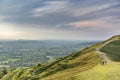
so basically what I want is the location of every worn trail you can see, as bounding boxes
[96,40,112,63]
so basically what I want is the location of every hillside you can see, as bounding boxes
[0,35,120,80]
[100,37,120,61]
[74,62,120,80]
[73,35,120,80]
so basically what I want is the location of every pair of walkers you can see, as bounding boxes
[101,60,107,65]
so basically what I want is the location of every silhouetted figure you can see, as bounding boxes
[101,60,107,65]
[104,60,107,64]
[102,61,105,65]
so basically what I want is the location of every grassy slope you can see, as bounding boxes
[1,43,100,80]
[100,40,120,61]
[0,69,7,79]
[71,35,120,80]
[40,51,100,80]
[74,62,120,80]
[40,35,120,80]
[1,35,120,80]
[30,43,102,80]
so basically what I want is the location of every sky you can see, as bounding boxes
[0,0,120,40]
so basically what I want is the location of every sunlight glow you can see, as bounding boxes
[0,23,19,38]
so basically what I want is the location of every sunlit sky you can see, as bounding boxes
[0,0,120,40]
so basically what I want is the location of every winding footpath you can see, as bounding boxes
[96,40,113,63]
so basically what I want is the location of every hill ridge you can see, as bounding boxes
[96,38,112,63]
[0,35,120,80]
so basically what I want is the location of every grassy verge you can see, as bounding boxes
[75,62,120,80]
[100,40,120,61]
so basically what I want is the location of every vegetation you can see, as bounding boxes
[0,69,7,79]
[100,40,120,61]
[40,35,120,80]
[74,62,120,80]
[0,35,120,80]
[40,51,100,80]
[0,40,96,68]
[1,40,101,80]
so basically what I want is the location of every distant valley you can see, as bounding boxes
[0,40,98,68]
[0,35,119,80]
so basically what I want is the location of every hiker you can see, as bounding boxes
[101,60,107,65]
[102,61,105,65]
[104,60,107,64]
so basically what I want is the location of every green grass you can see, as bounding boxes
[0,70,7,79]
[2,45,100,80]
[74,62,120,80]
[100,40,120,61]
[1,35,120,80]
[38,35,120,80]
[38,51,100,80]
[73,35,120,80]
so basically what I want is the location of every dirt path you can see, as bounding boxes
[96,40,113,63]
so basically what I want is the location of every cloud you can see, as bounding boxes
[69,2,119,17]
[67,20,105,28]
[67,16,120,28]
[0,22,19,39]
[0,15,10,21]
[0,0,120,40]
[32,0,69,17]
